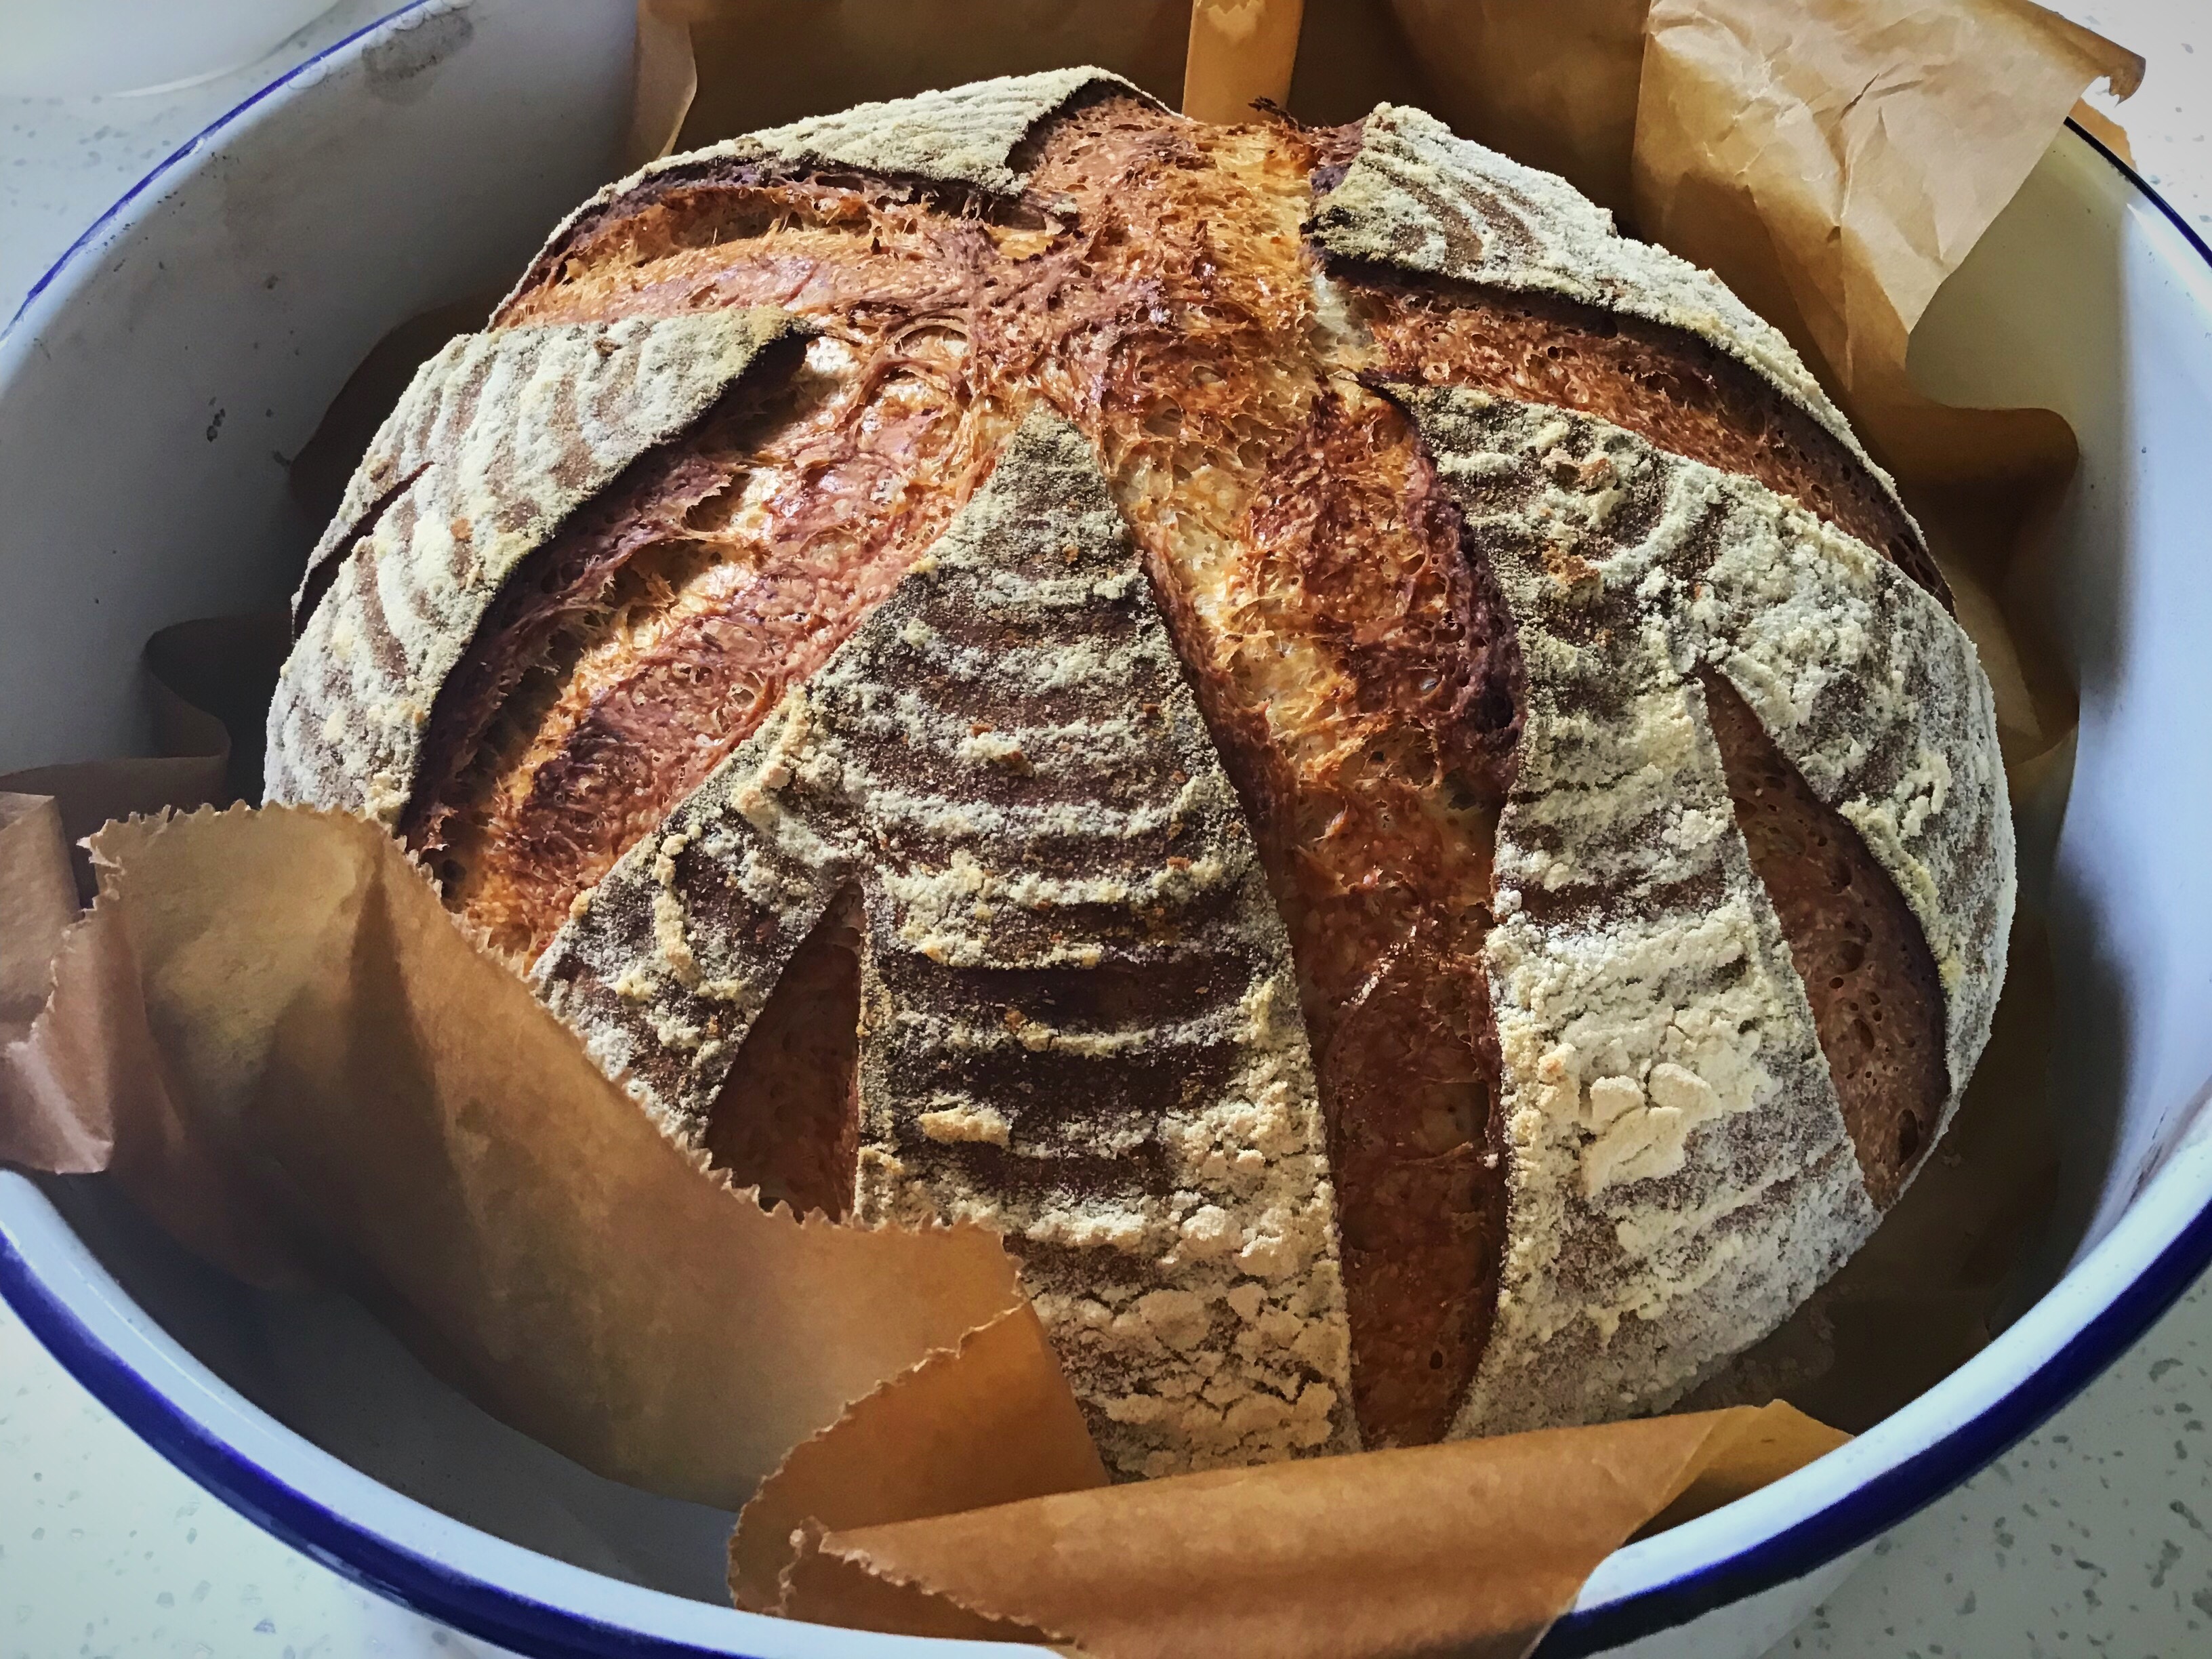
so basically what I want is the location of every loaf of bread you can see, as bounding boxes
[266,72,2013,1479]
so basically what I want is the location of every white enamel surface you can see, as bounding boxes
[1903,131,2212,1276]
[0,0,345,99]
[3,3,2212,1656]
[0,0,636,773]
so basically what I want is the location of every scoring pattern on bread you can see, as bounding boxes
[268,72,2016,1470]
[267,309,806,825]
[502,68,1155,318]
[1312,106,1885,495]
[534,411,1355,1477]
[1395,384,2011,1431]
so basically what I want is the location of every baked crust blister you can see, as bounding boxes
[268,70,2013,1469]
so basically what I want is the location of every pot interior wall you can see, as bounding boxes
[1908,131,2212,1285]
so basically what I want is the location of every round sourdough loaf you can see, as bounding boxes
[266,72,2013,1480]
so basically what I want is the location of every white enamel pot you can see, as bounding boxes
[3,3,2211,1655]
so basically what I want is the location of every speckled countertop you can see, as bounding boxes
[3,3,2211,1656]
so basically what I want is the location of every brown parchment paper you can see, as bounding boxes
[765,1404,1847,1654]
[728,1305,1112,1612]
[0,800,1045,1505]
[0,794,109,1172]
[1183,0,1306,124]
[0,612,287,899]
[0,790,1853,1656]
[0,1,2154,1653]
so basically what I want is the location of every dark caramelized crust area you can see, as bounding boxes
[406,322,983,959]
[1227,390,1519,1446]
[400,94,1950,1447]
[397,367,783,914]
[1350,281,1948,606]
[702,888,864,1220]
[1704,674,1948,1206]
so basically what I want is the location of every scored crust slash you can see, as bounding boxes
[537,411,1357,1479]
[266,70,2013,1478]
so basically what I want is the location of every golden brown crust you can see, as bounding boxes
[266,310,806,828]
[1231,387,1517,1447]
[281,81,2003,1459]
[532,412,1359,1476]
[411,330,982,958]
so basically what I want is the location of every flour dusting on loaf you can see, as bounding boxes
[1313,105,1891,501]
[1399,384,2009,1429]
[266,310,804,823]
[270,73,2018,1473]
[502,68,1155,319]
[745,68,1152,193]
[534,413,1355,1477]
